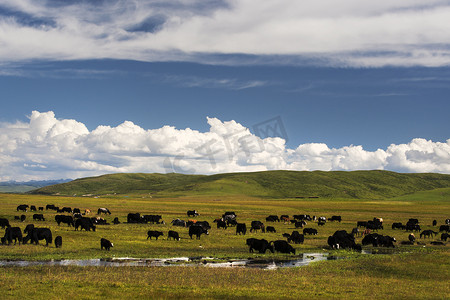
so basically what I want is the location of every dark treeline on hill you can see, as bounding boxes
[29,170,450,199]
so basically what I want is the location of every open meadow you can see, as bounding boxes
[0,188,449,299]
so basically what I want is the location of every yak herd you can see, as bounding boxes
[1,204,449,255]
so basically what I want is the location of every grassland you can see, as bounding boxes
[1,251,449,299]
[30,170,450,199]
[1,189,449,260]
[1,174,450,299]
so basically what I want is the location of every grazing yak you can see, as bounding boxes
[46,204,57,211]
[147,231,164,240]
[142,215,163,224]
[328,230,361,250]
[0,218,10,229]
[222,212,237,219]
[168,230,180,241]
[266,226,276,233]
[408,218,419,225]
[2,227,22,245]
[392,222,405,230]
[246,238,274,254]
[23,225,52,246]
[55,236,62,248]
[362,233,396,248]
[288,231,304,244]
[357,221,368,228]
[91,217,108,225]
[187,210,199,217]
[75,218,96,231]
[280,215,290,224]
[282,233,291,240]
[55,215,74,226]
[439,225,449,232]
[216,220,227,229]
[366,220,383,231]
[441,233,449,241]
[377,235,396,248]
[303,228,318,235]
[294,220,306,228]
[266,215,280,222]
[250,221,265,233]
[293,215,311,221]
[127,213,142,223]
[236,223,247,235]
[17,205,28,212]
[189,225,209,239]
[226,219,238,226]
[101,238,113,250]
[98,208,111,215]
[30,205,37,211]
[420,230,438,238]
[406,223,421,232]
[188,221,211,230]
[60,207,72,213]
[409,233,416,243]
[271,240,295,254]
[33,214,45,221]
[328,216,342,222]
[318,216,326,223]
[171,219,187,227]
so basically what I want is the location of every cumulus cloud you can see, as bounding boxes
[0,111,449,181]
[0,1,450,67]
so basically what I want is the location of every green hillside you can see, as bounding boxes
[29,170,450,199]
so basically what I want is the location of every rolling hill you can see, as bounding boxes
[29,170,450,199]
[0,179,71,193]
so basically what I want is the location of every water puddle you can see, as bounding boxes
[0,253,338,269]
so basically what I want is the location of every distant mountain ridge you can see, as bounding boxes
[0,179,71,193]
[29,170,450,199]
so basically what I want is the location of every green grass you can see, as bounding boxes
[30,170,450,199]
[1,184,449,299]
[0,190,449,260]
[0,251,448,299]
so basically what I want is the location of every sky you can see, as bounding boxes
[0,0,449,181]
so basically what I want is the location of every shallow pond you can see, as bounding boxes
[0,253,339,269]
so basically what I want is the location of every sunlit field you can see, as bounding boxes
[0,190,449,298]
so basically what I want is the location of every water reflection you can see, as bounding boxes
[0,253,338,269]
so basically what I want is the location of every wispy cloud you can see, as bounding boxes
[163,74,268,90]
[1,1,450,67]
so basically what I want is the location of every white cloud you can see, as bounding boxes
[0,1,450,67]
[0,111,449,181]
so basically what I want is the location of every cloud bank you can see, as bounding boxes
[0,111,449,181]
[1,1,450,67]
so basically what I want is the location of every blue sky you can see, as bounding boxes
[0,1,449,180]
